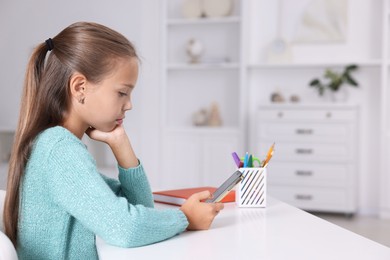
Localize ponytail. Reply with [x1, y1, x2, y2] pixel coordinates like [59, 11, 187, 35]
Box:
[3, 43, 50, 245]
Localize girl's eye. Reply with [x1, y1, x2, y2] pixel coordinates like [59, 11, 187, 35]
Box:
[119, 92, 128, 97]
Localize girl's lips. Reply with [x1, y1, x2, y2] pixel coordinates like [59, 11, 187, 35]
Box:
[116, 119, 123, 125]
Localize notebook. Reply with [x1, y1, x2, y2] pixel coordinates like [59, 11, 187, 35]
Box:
[153, 186, 236, 206]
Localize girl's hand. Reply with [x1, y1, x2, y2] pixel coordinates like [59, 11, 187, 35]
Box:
[180, 190, 224, 230]
[85, 125, 127, 147]
[85, 125, 138, 168]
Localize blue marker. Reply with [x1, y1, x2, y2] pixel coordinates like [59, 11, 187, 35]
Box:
[243, 152, 249, 167]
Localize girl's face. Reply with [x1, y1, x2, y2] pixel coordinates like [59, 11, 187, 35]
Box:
[82, 58, 139, 132]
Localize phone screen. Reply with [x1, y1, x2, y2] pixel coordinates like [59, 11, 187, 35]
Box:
[205, 170, 243, 203]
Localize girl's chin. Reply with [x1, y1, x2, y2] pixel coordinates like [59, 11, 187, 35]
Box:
[92, 124, 118, 132]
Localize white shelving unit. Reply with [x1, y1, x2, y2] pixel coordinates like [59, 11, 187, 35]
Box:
[160, 0, 245, 189]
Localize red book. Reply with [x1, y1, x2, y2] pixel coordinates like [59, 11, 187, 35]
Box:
[153, 186, 236, 206]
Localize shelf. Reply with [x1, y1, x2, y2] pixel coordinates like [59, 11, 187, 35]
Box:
[258, 103, 360, 109]
[164, 127, 240, 135]
[167, 16, 240, 26]
[167, 63, 240, 70]
[248, 60, 382, 70]
[168, 61, 382, 71]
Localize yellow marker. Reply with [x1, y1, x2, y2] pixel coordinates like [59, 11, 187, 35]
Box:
[261, 143, 275, 168]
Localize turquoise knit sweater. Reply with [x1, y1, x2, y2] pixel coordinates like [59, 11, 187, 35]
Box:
[17, 126, 189, 259]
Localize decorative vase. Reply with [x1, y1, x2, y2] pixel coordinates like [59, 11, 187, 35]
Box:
[330, 87, 348, 102]
[186, 38, 204, 64]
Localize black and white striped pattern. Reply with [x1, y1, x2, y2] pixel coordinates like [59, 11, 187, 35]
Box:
[237, 168, 267, 207]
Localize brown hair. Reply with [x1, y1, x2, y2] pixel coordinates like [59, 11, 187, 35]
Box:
[3, 22, 138, 245]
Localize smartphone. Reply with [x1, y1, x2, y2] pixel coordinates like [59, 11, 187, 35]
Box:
[205, 170, 243, 203]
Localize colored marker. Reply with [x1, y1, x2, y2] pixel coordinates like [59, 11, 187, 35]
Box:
[232, 152, 241, 168]
[248, 154, 253, 167]
[243, 152, 249, 167]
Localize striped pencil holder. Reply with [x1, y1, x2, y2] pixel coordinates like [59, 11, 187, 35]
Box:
[236, 168, 267, 208]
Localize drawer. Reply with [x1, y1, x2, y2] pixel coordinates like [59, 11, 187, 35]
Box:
[257, 122, 353, 142]
[268, 186, 352, 211]
[257, 141, 353, 162]
[258, 108, 357, 122]
[267, 162, 350, 187]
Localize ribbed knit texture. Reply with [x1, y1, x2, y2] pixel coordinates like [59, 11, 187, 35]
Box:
[17, 126, 188, 260]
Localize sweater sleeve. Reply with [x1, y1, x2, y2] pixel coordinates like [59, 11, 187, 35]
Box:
[45, 138, 188, 248]
[99, 163, 154, 208]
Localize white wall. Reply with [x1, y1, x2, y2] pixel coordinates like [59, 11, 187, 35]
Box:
[248, 0, 382, 63]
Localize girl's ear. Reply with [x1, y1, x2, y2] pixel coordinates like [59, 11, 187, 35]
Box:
[69, 73, 87, 102]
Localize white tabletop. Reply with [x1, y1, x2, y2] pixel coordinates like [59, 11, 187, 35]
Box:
[96, 197, 390, 260]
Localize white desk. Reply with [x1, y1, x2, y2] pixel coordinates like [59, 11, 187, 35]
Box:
[96, 197, 390, 260]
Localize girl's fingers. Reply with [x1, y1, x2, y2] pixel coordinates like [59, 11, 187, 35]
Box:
[191, 190, 212, 201]
[214, 202, 224, 213]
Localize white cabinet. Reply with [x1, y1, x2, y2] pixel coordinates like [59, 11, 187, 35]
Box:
[252, 105, 358, 213]
[161, 130, 238, 189]
[160, 0, 244, 188]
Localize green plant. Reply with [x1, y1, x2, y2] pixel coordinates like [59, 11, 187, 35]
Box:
[309, 64, 359, 96]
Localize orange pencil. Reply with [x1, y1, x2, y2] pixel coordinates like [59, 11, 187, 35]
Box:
[261, 143, 275, 168]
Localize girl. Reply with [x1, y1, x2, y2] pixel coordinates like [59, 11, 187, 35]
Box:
[3, 22, 224, 259]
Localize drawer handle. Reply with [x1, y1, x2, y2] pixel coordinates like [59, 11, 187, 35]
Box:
[295, 194, 313, 201]
[277, 112, 284, 118]
[295, 170, 313, 176]
[326, 112, 332, 118]
[295, 129, 313, 135]
[295, 148, 313, 154]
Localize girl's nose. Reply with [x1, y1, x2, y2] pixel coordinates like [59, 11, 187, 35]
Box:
[123, 99, 132, 111]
